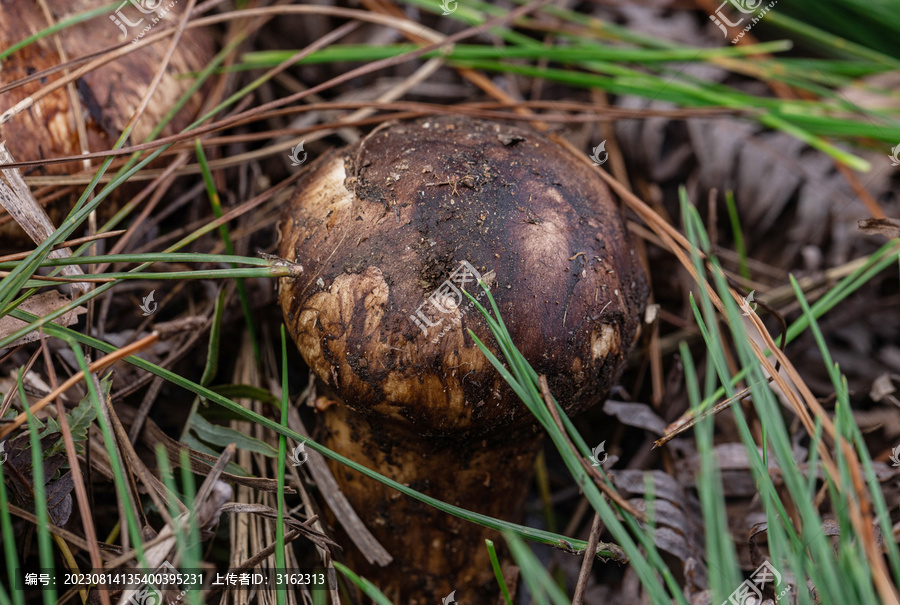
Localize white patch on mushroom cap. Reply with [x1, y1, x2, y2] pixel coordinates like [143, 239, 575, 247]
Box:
[591, 324, 619, 360]
[510, 187, 570, 284]
[314, 158, 354, 226]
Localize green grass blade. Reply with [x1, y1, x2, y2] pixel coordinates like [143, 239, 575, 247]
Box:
[177, 447, 203, 605]
[679, 341, 740, 597]
[21, 373, 56, 605]
[195, 140, 260, 364]
[200, 288, 227, 388]
[505, 533, 569, 605]
[0, 2, 119, 61]
[0, 441, 23, 605]
[485, 539, 513, 605]
[0, 253, 273, 270]
[332, 562, 393, 605]
[724, 191, 750, 283]
[275, 326, 289, 605]
[65, 344, 147, 566]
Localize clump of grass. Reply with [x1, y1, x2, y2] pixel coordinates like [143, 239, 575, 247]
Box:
[456, 186, 900, 602]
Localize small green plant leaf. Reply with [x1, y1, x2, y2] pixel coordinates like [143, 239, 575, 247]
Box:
[209, 384, 280, 407]
[179, 433, 252, 477]
[43, 374, 110, 457]
[200, 288, 227, 388]
[186, 412, 278, 457]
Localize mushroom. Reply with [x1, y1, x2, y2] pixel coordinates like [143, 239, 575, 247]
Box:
[0, 0, 214, 248]
[279, 116, 648, 602]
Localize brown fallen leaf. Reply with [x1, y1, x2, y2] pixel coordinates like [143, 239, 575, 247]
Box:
[615, 469, 707, 587]
[0, 290, 86, 347]
[603, 400, 667, 436]
[870, 373, 900, 407]
[3, 431, 73, 526]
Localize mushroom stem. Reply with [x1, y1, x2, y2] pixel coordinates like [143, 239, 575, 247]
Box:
[320, 395, 538, 603]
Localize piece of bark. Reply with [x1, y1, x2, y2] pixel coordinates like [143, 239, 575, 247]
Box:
[0, 290, 86, 347]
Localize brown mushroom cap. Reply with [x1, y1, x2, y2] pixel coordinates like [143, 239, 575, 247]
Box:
[0, 0, 214, 247]
[279, 116, 648, 437]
